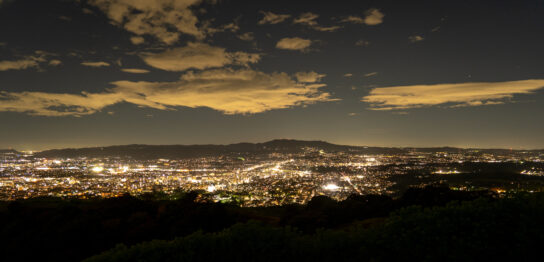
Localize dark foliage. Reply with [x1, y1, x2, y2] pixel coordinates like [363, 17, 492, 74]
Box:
[0, 186, 502, 261]
[86, 192, 544, 262]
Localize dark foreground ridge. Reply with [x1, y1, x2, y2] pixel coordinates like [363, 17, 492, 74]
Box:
[2, 187, 544, 261]
[32, 139, 544, 159]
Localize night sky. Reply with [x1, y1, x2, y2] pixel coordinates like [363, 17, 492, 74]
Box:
[1, 0, 543, 150]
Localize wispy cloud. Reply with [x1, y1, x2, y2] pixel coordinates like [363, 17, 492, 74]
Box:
[362, 79, 544, 110]
[203, 21, 240, 35]
[409, 35, 424, 43]
[341, 8, 384, 26]
[258, 11, 291, 25]
[293, 12, 341, 32]
[294, 12, 319, 26]
[81, 61, 110, 67]
[0, 58, 41, 71]
[364, 72, 378, 77]
[0, 69, 335, 116]
[121, 68, 150, 74]
[89, 0, 204, 44]
[295, 71, 326, 83]
[341, 16, 364, 24]
[141, 42, 260, 71]
[130, 36, 145, 45]
[0, 91, 125, 116]
[276, 37, 312, 51]
[313, 25, 342, 32]
[48, 59, 62, 66]
[0, 51, 57, 71]
[237, 32, 255, 41]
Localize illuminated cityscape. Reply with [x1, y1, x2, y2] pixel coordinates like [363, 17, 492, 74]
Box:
[1, 0, 544, 261]
[2, 144, 543, 206]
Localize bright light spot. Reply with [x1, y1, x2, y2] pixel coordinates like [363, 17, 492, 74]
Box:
[91, 166, 104, 173]
[271, 165, 281, 172]
[207, 185, 216, 192]
[323, 183, 340, 191]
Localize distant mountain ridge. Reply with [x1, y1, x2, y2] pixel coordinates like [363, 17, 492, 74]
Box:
[30, 139, 544, 159]
[0, 149, 19, 154]
[33, 139, 400, 159]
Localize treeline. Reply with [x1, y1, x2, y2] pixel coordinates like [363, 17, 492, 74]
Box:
[0, 186, 529, 261]
[86, 193, 544, 262]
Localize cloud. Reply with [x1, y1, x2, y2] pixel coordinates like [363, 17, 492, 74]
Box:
[313, 25, 341, 32]
[48, 59, 62, 66]
[81, 61, 111, 67]
[295, 71, 326, 83]
[364, 72, 378, 77]
[0, 91, 126, 116]
[203, 21, 240, 35]
[293, 12, 341, 32]
[409, 35, 424, 42]
[258, 11, 291, 25]
[0, 58, 40, 71]
[341, 16, 364, 24]
[276, 37, 312, 51]
[141, 42, 260, 71]
[341, 8, 384, 25]
[344, 73, 353, 77]
[361, 79, 544, 110]
[130, 36, 145, 45]
[121, 68, 150, 74]
[293, 12, 319, 26]
[0, 68, 335, 116]
[89, 0, 204, 44]
[0, 51, 56, 71]
[363, 8, 384, 25]
[237, 32, 254, 41]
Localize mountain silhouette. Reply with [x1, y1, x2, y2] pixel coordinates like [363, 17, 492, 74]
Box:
[30, 139, 544, 160]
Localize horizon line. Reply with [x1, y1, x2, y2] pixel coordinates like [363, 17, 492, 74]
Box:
[5, 139, 544, 152]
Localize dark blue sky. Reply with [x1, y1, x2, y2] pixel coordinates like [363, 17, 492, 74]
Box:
[0, 0, 543, 150]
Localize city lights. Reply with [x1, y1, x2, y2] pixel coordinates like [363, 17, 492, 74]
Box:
[323, 184, 340, 191]
[91, 166, 104, 173]
[0, 147, 543, 205]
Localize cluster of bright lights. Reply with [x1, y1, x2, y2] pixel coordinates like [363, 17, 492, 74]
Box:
[91, 166, 104, 173]
[433, 170, 460, 174]
[207, 185, 216, 192]
[323, 183, 340, 191]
